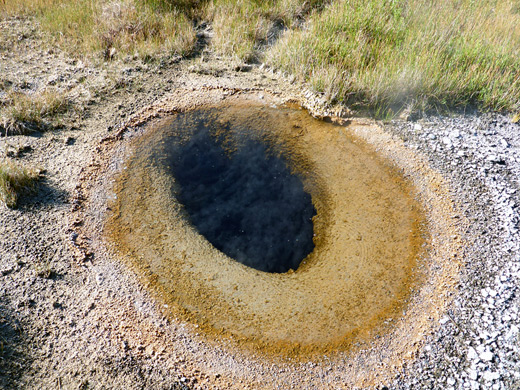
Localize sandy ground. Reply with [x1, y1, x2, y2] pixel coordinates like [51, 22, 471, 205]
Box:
[1, 16, 520, 390]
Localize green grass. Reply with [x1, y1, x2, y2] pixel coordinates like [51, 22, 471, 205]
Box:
[0, 159, 41, 208]
[268, 0, 520, 115]
[1, 0, 520, 115]
[0, 89, 70, 135]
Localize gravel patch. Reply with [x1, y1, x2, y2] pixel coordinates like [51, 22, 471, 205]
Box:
[385, 113, 520, 390]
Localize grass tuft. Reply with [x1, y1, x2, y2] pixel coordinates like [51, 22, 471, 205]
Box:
[0, 159, 41, 208]
[0, 0, 198, 60]
[0, 89, 70, 135]
[98, 0, 197, 59]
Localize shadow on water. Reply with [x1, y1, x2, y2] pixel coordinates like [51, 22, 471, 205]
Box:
[164, 113, 316, 273]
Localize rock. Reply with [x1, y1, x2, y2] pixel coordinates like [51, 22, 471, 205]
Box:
[234, 64, 253, 72]
[467, 347, 478, 361]
[483, 371, 500, 382]
[486, 155, 505, 164]
[442, 136, 452, 148]
[450, 130, 460, 138]
[480, 350, 494, 362]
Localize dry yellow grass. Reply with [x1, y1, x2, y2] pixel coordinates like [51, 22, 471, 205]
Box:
[205, 0, 326, 62]
[0, 0, 197, 59]
[0, 159, 40, 208]
[1, 89, 69, 135]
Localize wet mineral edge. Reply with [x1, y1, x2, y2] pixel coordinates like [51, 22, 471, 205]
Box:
[106, 101, 427, 357]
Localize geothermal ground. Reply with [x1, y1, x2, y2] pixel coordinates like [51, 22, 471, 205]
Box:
[1, 17, 520, 390]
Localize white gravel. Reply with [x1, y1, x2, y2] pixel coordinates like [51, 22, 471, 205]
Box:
[386, 113, 520, 389]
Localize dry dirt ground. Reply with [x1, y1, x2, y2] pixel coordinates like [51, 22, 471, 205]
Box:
[2, 16, 520, 390]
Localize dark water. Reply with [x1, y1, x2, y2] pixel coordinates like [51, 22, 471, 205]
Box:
[163, 111, 316, 273]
